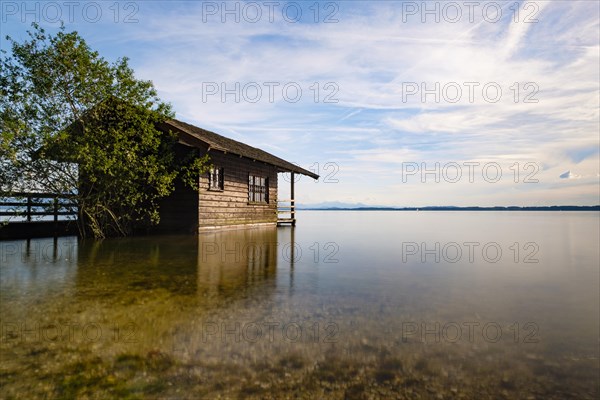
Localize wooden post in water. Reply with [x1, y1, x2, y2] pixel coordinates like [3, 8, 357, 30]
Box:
[290, 172, 296, 226]
[289, 224, 295, 291]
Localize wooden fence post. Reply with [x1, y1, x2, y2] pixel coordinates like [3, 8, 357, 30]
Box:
[26, 195, 32, 222]
[53, 197, 59, 222]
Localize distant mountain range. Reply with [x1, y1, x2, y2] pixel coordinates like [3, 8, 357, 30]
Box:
[296, 201, 376, 209]
[296, 202, 600, 211]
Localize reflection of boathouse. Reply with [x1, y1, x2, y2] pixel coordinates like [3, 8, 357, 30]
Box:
[66, 226, 286, 302]
[2, 227, 292, 317]
[197, 226, 279, 299]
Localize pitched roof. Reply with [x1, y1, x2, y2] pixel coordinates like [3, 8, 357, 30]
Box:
[162, 119, 319, 179]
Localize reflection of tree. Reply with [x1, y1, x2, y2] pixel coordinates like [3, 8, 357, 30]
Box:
[72, 227, 283, 307]
[75, 236, 200, 296]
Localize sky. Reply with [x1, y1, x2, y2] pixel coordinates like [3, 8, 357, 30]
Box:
[1, 0, 599, 206]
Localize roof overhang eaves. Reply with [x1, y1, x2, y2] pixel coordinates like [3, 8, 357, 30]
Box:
[276, 167, 319, 180]
[162, 120, 320, 180]
[208, 147, 320, 180]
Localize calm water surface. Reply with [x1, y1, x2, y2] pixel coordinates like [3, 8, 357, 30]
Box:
[1, 211, 598, 399]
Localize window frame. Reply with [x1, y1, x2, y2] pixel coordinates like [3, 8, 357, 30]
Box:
[208, 166, 224, 191]
[248, 174, 269, 204]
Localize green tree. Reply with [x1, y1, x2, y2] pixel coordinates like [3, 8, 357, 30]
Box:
[1, 24, 208, 238]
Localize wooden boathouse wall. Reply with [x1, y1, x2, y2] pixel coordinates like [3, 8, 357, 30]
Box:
[197, 150, 278, 230]
[157, 144, 279, 233]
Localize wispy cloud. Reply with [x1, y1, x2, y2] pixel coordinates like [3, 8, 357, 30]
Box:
[2, 0, 598, 205]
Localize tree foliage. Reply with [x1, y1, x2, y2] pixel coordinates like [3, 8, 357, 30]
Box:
[1, 24, 209, 238]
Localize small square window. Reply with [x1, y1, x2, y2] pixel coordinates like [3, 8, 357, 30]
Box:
[208, 167, 224, 191]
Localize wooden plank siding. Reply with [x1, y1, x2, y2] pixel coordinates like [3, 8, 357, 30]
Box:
[152, 119, 318, 233]
[198, 150, 278, 229]
[157, 144, 279, 233]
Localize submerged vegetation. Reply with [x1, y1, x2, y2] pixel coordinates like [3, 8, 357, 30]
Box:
[2, 340, 596, 399]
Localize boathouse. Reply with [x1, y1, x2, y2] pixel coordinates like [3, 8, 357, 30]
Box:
[0, 96, 318, 238]
[156, 119, 319, 232]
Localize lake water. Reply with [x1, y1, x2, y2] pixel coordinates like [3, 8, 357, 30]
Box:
[1, 211, 598, 399]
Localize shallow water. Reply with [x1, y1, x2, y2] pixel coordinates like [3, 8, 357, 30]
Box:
[1, 211, 598, 399]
